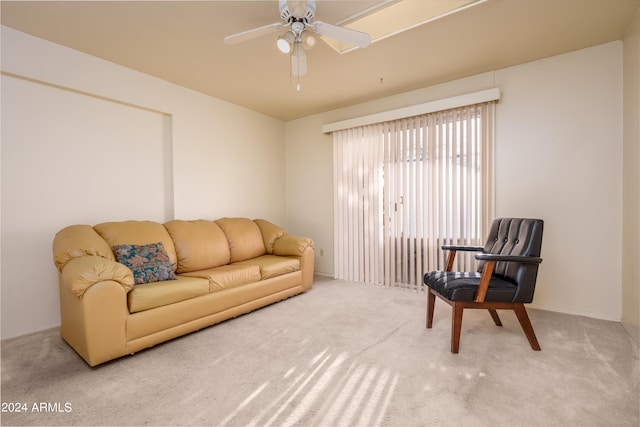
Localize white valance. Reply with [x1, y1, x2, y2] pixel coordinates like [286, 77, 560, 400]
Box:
[322, 87, 500, 134]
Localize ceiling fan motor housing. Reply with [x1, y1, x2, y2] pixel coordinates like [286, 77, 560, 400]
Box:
[291, 21, 305, 38]
[280, 0, 316, 24]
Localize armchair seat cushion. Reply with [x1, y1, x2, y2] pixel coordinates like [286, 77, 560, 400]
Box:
[424, 271, 517, 302]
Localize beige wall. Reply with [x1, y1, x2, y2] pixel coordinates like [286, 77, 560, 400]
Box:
[495, 43, 623, 320]
[1, 24, 636, 339]
[622, 10, 640, 344]
[0, 27, 286, 339]
[286, 42, 625, 321]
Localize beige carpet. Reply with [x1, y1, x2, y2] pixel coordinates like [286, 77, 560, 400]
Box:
[1, 277, 638, 427]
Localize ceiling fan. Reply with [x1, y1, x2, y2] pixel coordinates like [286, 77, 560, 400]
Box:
[223, 0, 371, 89]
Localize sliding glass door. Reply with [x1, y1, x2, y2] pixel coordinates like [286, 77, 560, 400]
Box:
[333, 102, 495, 290]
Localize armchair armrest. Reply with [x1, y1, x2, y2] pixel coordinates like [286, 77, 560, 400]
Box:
[473, 254, 543, 303]
[475, 254, 543, 264]
[442, 245, 484, 252]
[61, 255, 135, 299]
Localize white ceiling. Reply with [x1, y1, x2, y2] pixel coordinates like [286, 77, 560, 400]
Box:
[2, 0, 639, 121]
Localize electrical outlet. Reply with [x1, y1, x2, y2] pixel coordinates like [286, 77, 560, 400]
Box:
[320, 249, 324, 257]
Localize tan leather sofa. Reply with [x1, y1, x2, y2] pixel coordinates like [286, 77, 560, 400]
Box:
[52, 217, 314, 366]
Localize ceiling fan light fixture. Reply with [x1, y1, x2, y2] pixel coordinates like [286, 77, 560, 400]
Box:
[277, 31, 295, 53]
[301, 30, 316, 49]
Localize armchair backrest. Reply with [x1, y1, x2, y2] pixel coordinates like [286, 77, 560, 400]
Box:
[480, 218, 544, 303]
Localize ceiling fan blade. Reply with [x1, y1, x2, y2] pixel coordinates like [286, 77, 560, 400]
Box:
[291, 43, 307, 77]
[312, 21, 371, 48]
[223, 22, 283, 45]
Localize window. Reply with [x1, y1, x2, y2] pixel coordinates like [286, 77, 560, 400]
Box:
[333, 101, 495, 290]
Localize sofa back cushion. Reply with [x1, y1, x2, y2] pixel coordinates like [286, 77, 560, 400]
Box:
[164, 220, 231, 273]
[215, 217, 266, 263]
[94, 221, 178, 269]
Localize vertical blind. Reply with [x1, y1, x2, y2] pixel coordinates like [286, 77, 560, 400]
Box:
[333, 101, 495, 291]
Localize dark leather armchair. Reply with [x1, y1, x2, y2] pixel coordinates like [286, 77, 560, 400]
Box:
[423, 218, 544, 353]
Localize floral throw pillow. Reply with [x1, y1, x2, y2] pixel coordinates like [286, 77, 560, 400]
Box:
[113, 242, 177, 284]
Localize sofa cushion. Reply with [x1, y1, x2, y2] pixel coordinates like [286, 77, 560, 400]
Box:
[215, 217, 266, 262]
[254, 219, 287, 254]
[113, 242, 177, 284]
[235, 255, 300, 280]
[164, 220, 231, 273]
[94, 221, 178, 268]
[127, 276, 210, 313]
[180, 264, 261, 292]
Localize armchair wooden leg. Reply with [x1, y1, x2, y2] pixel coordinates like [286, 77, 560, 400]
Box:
[513, 304, 541, 351]
[488, 309, 503, 326]
[426, 289, 436, 329]
[451, 302, 464, 354]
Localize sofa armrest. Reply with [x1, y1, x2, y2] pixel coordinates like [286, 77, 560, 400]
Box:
[273, 235, 315, 291]
[273, 235, 314, 256]
[61, 255, 135, 299]
[254, 219, 287, 254]
[53, 224, 116, 271]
